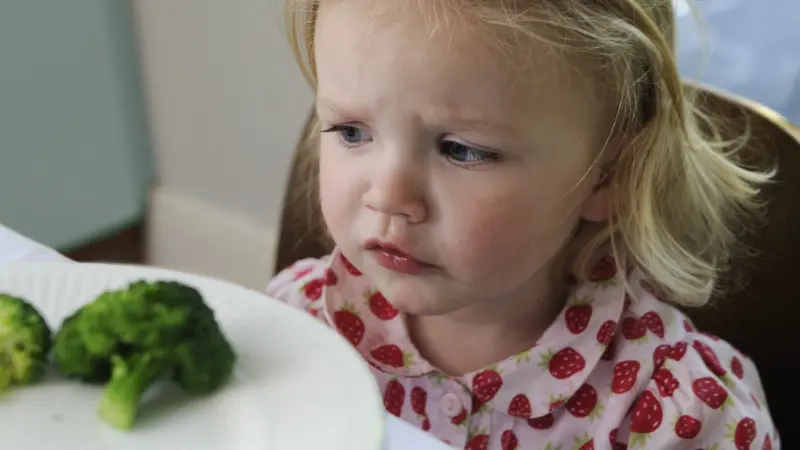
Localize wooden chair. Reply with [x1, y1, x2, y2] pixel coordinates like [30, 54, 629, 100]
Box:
[274, 83, 799, 441]
[274, 109, 332, 273]
[679, 81, 798, 442]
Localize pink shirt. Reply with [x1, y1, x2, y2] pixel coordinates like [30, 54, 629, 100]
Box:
[266, 248, 780, 449]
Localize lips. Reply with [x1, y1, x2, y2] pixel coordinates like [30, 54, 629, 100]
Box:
[364, 240, 432, 275]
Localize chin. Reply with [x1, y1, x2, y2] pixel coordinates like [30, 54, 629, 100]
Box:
[381, 286, 464, 316]
[366, 265, 467, 315]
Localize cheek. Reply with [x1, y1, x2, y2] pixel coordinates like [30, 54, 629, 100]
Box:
[318, 146, 353, 236]
[440, 186, 584, 280]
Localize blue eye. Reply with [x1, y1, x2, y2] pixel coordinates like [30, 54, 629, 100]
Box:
[440, 141, 496, 164]
[321, 125, 371, 146]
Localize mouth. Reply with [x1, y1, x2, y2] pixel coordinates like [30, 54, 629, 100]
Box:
[363, 240, 433, 275]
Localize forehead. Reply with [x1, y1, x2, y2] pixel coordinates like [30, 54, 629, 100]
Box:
[313, 0, 603, 140]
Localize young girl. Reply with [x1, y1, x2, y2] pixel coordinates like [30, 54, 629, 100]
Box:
[268, 0, 780, 448]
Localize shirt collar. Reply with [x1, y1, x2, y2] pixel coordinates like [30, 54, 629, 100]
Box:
[320, 247, 628, 420]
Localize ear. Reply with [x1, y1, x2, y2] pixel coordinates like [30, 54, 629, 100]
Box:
[581, 134, 626, 222]
[580, 168, 612, 223]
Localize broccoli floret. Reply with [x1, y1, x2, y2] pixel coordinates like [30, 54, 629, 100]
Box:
[52, 280, 236, 430]
[172, 319, 236, 394]
[52, 307, 112, 384]
[0, 293, 52, 393]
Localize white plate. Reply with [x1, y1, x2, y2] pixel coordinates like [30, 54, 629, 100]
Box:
[0, 262, 386, 450]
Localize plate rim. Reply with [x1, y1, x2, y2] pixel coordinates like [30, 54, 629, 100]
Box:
[0, 260, 387, 450]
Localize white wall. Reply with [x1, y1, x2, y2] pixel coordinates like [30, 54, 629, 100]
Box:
[133, 0, 313, 289]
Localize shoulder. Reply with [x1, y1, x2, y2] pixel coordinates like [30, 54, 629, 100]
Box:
[610, 277, 780, 448]
[265, 256, 334, 311]
[619, 333, 779, 449]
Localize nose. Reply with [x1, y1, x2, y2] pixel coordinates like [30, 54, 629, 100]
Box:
[362, 157, 428, 224]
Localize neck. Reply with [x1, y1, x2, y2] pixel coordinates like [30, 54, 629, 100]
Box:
[406, 272, 568, 377]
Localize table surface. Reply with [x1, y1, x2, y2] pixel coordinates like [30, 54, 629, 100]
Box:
[0, 224, 452, 450]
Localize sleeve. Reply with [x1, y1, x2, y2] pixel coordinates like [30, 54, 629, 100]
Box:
[621, 333, 780, 449]
[265, 256, 332, 313]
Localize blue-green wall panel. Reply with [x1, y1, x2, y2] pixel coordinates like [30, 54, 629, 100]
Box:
[0, 1, 154, 250]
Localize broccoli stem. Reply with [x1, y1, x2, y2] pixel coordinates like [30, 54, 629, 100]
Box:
[97, 354, 164, 430]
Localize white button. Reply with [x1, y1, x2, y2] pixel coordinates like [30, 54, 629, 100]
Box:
[440, 392, 463, 417]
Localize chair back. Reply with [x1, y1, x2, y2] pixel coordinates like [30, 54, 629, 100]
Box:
[680, 81, 799, 440]
[274, 109, 332, 273]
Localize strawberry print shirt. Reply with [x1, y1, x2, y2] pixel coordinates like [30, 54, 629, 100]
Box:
[266, 248, 780, 450]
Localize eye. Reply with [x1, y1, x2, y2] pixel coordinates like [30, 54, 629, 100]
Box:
[321, 124, 372, 147]
[440, 141, 497, 165]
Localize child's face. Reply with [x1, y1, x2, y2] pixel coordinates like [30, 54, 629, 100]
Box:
[314, 0, 611, 316]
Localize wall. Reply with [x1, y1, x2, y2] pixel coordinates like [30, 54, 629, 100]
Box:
[133, 0, 313, 289]
[0, 1, 153, 251]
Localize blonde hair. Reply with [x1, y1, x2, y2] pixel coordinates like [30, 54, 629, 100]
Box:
[284, 0, 774, 307]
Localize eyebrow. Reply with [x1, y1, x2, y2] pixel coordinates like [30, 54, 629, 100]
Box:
[316, 97, 525, 136]
[316, 97, 367, 119]
[431, 113, 523, 135]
